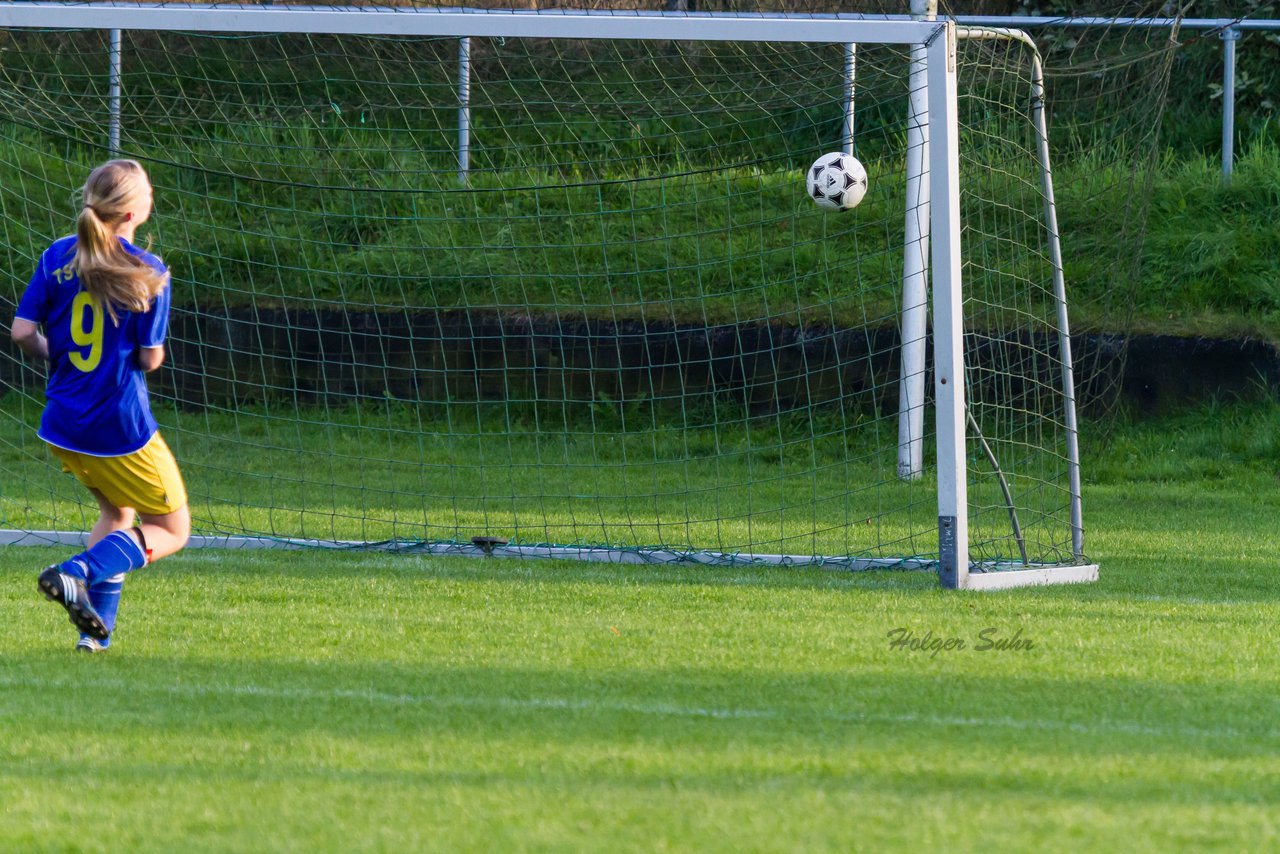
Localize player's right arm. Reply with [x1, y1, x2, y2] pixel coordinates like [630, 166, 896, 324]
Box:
[14, 253, 51, 362]
[11, 318, 49, 362]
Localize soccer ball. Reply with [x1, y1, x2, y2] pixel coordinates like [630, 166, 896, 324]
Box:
[807, 152, 868, 211]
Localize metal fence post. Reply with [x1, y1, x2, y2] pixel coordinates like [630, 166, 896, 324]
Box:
[1220, 25, 1240, 182]
[458, 36, 472, 184]
[109, 29, 123, 155]
[842, 42, 855, 155]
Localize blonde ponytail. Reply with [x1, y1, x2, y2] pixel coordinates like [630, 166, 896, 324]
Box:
[73, 159, 168, 322]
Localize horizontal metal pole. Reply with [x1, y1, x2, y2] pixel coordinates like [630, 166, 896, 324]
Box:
[1, 529, 1089, 577]
[952, 15, 1280, 31]
[0, 3, 941, 43]
[812, 13, 1280, 32]
[2, 5, 1273, 36]
[963, 564, 1099, 589]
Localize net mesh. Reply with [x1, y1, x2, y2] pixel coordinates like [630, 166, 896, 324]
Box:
[1023, 14, 1180, 418]
[0, 7, 1146, 569]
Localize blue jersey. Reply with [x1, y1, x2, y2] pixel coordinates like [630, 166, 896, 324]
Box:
[15, 235, 171, 457]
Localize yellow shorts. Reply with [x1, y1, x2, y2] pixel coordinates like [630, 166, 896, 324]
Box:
[49, 432, 187, 516]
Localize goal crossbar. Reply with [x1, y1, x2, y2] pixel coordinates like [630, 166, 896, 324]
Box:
[0, 3, 943, 44]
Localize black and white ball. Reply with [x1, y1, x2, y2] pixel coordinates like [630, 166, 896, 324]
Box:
[807, 152, 868, 211]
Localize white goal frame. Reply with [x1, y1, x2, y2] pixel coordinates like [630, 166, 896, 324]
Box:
[0, 3, 1098, 590]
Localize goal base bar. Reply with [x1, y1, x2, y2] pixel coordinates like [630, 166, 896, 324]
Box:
[0, 529, 932, 570]
[963, 563, 1099, 590]
[0, 530, 1094, 582]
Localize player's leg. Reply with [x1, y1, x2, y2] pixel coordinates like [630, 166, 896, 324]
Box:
[38, 434, 186, 643]
[60, 504, 189, 596]
[136, 504, 191, 562]
[76, 489, 136, 650]
[131, 432, 190, 561]
[70, 505, 188, 652]
[75, 637, 110, 654]
[36, 564, 110, 640]
[88, 488, 135, 547]
[39, 522, 138, 642]
[65, 505, 188, 653]
[58, 432, 188, 573]
[38, 446, 114, 639]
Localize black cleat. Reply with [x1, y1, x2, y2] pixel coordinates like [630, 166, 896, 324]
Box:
[75, 636, 109, 654]
[38, 566, 109, 641]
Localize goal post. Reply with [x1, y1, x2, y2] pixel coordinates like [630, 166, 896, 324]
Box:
[0, 3, 1097, 589]
[925, 22, 968, 588]
[897, 0, 934, 484]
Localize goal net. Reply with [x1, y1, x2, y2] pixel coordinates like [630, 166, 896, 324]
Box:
[0, 6, 1099, 587]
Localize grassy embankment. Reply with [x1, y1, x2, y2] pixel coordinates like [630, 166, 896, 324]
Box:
[3, 120, 1278, 339]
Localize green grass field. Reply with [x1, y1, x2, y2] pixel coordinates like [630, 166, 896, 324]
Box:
[2, 402, 1278, 851]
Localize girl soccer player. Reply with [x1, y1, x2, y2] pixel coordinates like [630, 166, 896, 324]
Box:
[11, 159, 190, 652]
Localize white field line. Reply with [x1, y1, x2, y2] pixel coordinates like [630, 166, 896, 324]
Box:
[0, 674, 1270, 742]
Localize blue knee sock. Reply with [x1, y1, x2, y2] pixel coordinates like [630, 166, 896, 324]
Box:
[88, 572, 125, 634]
[59, 530, 147, 585]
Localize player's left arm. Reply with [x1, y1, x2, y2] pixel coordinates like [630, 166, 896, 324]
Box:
[134, 264, 171, 374]
[137, 344, 165, 372]
[11, 318, 49, 362]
